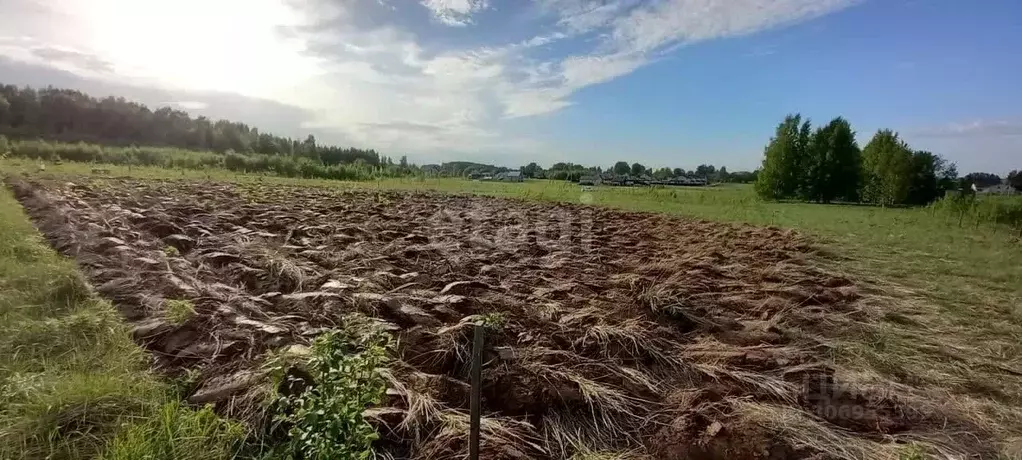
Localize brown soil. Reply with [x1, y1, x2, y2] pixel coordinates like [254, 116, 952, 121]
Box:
[6, 177, 983, 459]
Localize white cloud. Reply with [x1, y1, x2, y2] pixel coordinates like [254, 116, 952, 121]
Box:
[538, 0, 642, 33]
[420, 0, 489, 26]
[607, 0, 854, 54]
[0, 0, 858, 160]
[560, 53, 646, 89]
[915, 120, 1022, 138]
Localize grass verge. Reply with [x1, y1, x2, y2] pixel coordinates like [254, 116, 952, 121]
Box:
[0, 182, 245, 459]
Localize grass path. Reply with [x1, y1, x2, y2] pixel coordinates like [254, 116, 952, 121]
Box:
[0, 181, 244, 459]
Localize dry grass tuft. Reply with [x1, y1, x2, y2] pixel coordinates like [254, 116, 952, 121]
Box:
[574, 318, 684, 369]
[413, 410, 545, 460]
[258, 247, 308, 293]
[730, 399, 968, 460]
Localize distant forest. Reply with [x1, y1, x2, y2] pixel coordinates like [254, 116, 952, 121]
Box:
[0, 83, 386, 166]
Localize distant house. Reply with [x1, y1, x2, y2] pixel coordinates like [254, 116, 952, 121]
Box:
[979, 183, 1019, 195]
[573, 173, 709, 187]
[664, 176, 708, 186]
[494, 170, 524, 182]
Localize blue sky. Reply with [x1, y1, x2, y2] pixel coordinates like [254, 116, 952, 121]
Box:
[0, 0, 1019, 173]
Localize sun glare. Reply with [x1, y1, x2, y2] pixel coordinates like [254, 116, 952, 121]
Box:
[71, 0, 319, 99]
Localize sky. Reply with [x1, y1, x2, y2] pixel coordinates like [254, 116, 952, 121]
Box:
[0, 0, 1019, 174]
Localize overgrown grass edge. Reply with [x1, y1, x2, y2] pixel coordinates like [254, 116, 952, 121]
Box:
[0, 182, 245, 460]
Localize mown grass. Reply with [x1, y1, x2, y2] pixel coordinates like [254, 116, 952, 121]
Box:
[0, 181, 245, 459]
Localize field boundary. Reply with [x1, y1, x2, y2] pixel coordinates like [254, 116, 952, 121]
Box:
[0, 176, 245, 459]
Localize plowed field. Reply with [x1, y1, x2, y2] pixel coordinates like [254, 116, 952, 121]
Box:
[8, 177, 986, 459]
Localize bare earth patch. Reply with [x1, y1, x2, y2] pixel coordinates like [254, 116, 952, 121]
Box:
[7, 177, 997, 459]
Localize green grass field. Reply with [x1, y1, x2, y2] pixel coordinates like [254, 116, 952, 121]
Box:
[3, 158, 1022, 457]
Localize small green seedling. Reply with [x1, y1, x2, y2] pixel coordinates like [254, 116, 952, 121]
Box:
[478, 312, 507, 331]
[165, 299, 196, 325]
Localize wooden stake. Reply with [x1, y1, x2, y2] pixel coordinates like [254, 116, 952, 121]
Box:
[469, 324, 484, 460]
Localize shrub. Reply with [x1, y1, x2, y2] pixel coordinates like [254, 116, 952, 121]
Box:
[930, 193, 1022, 232]
[2, 139, 411, 181]
[273, 315, 392, 460]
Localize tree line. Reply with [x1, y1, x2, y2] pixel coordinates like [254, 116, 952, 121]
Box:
[755, 114, 968, 206]
[0, 137, 415, 181]
[0, 83, 390, 166]
[964, 171, 1022, 192]
[520, 161, 757, 183]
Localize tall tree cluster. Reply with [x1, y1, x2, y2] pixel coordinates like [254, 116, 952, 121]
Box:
[756, 114, 956, 205]
[1009, 170, 1022, 192]
[962, 172, 1003, 189]
[0, 83, 383, 166]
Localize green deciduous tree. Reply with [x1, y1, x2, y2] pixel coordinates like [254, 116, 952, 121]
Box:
[714, 166, 729, 182]
[730, 170, 758, 183]
[613, 161, 630, 175]
[755, 114, 812, 200]
[905, 151, 958, 205]
[630, 162, 646, 176]
[521, 162, 540, 178]
[825, 117, 862, 202]
[799, 117, 861, 203]
[1008, 170, 1022, 191]
[0, 94, 9, 126]
[938, 161, 958, 194]
[862, 130, 913, 206]
[695, 164, 717, 178]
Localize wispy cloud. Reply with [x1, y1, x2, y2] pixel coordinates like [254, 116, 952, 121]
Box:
[420, 0, 489, 26]
[0, 0, 859, 158]
[167, 101, 209, 110]
[30, 46, 114, 73]
[915, 120, 1022, 138]
[746, 45, 778, 57]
